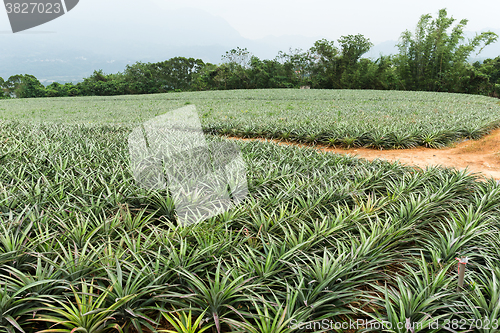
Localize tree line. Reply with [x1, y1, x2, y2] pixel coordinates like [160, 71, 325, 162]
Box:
[1, 9, 500, 99]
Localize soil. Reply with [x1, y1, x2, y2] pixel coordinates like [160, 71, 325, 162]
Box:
[228, 128, 500, 180]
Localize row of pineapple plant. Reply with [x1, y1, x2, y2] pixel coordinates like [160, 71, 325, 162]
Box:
[2, 89, 500, 150]
[1, 120, 500, 332]
[206, 121, 499, 149]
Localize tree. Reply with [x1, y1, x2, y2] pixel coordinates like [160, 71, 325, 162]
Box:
[192, 63, 219, 91]
[222, 47, 252, 68]
[337, 35, 374, 88]
[479, 57, 500, 85]
[216, 48, 255, 90]
[123, 62, 158, 94]
[77, 70, 127, 96]
[395, 8, 498, 91]
[338, 34, 373, 67]
[4, 74, 46, 98]
[476, 57, 500, 97]
[3, 74, 24, 97]
[45, 82, 81, 97]
[123, 58, 205, 93]
[46, 82, 66, 97]
[309, 39, 339, 88]
[155, 57, 205, 91]
[307, 36, 373, 89]
[248, 56, 291, 89]
[277, 47, 315, 87]
[0, 77, 6, 98]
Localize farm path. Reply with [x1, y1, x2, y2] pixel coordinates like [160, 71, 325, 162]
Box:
[228, 128, 500, 180]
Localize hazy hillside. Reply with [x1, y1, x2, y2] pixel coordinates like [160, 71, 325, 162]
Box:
[0, 0, 245, 82]
[1, 0, 498, 83]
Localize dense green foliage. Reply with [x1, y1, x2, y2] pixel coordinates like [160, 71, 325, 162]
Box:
[2, 89, 500, 149]
[1, 9, 499, 100]
[1, 74, 47, 98]
[394, 9, 498, 93]
[1, 118, 500, 332]
[1, 9, 500, 331]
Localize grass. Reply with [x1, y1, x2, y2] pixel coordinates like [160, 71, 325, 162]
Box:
[1, 89, 500, 332]
[1, 89, 500, 149]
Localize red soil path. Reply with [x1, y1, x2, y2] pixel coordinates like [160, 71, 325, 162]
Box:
[228, 127, 500, 180]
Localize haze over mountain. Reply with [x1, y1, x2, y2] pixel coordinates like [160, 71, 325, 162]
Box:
[1, 0, 499, 83]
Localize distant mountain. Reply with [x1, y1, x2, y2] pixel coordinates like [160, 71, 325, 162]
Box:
[0, 0, 325, 83]
[1, 1, 499, 84]
[0, 0, 246, 82]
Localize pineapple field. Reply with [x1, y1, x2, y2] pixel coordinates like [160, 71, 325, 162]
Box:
[3, 89, 500, 148]
[1, 89, 500, 333]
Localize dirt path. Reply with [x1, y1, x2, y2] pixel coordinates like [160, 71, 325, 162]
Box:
[228, 128, 500, 180]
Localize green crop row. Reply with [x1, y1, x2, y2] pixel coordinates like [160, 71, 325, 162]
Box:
[2, 89, 500, 149]
[1, 120, 500, 332]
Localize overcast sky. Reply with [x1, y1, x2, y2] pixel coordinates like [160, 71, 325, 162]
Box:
[1, 0, 499, 43]
[1, 0, 499, 81]
[151, 0, 500, 43]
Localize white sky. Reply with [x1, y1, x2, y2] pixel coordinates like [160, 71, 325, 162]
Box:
[152, 0, 500, 43]
[0, 0, 498, 45]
